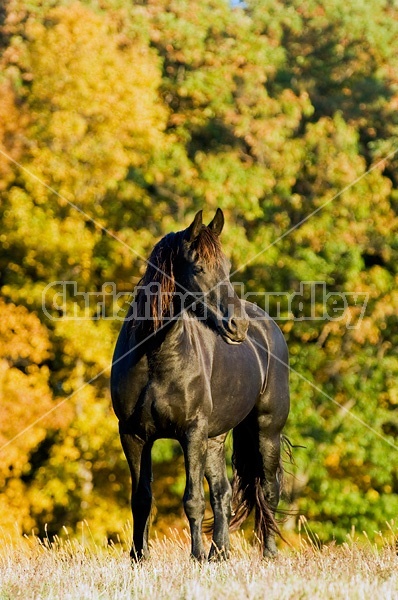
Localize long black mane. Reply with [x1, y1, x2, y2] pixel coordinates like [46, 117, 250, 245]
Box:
[132, 226, 223, 332]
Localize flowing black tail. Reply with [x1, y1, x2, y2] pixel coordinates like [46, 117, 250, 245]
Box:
[229, 418, 285, 551]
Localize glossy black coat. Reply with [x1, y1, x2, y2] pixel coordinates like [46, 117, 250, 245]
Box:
[111, 209, 290, 560]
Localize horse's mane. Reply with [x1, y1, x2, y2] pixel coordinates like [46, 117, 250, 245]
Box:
[130, 226, 223, 333]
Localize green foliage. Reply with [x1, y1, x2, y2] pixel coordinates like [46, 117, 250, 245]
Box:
[0, 0, 397, 543]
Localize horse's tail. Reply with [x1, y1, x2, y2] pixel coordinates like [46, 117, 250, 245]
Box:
[229, 418, 284, 551]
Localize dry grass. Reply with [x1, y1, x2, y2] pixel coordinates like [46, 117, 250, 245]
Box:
[0, 527, 397, 600]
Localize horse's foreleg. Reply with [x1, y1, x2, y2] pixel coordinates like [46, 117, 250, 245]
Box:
[181, 420, 208, 562]
[120, 429, 152, 561]
[205, 435, 231, 560]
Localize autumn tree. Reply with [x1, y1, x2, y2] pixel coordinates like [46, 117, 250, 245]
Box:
[0, 0, 397, 543]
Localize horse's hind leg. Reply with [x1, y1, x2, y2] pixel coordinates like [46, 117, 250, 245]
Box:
[205, 434, 232, 561]
[119, 429, 152, 561]
[258, 429, 282, 558]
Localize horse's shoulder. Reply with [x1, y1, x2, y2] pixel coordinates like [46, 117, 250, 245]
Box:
[244, 300, 288, 360]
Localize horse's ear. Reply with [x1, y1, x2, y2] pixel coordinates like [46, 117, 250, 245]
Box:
[185, 210, 203, 242]
[207, 208, 224, 236]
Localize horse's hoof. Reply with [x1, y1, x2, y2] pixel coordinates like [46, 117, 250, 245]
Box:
[263, 547, 278, 560]
[190, 552, 206, 563]
[208, 546, 229, 561]
[130, 550, 149, 564]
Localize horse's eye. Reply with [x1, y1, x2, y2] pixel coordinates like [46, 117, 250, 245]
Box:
[193, 265, 204, 275]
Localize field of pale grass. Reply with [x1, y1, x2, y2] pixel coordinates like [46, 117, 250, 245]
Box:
[0, 526, 397, 599]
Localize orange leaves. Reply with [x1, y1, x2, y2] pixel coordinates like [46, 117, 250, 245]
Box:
[0, 301, 53, 471]
[0, 299, 50, 364]
[0, 81, 27, 189]
[0, 301, 57, 537]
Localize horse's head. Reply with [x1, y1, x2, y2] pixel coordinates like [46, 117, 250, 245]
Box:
[132, 209, 249, 344]
[176, 209, 249, 344]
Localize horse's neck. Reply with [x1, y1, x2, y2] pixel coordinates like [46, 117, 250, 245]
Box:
[159, 312, 194, 350]
[131, 312, 185, 352]
[143, 315, 196, 377]
[163, 312, 209, 356]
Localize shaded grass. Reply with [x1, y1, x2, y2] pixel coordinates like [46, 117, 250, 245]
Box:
[0, 526, 397, 599]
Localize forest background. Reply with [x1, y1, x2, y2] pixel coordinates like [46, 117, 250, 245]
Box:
[1, 0, 398, 546]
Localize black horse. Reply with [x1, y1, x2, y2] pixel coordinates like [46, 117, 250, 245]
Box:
[111, 209, 290, 561]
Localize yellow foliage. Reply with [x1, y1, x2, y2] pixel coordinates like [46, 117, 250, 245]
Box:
[3, 1, 166, 205]
[324, 453, 340, 469]
[0, 0, 398, 544]
[0, 300, 54, 474]
[0, 82, 26, 189]
[0, 301, 59, 538]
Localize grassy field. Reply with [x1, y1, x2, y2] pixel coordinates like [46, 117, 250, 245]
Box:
[0, 528, 397, 600]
